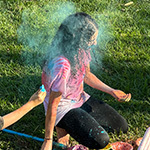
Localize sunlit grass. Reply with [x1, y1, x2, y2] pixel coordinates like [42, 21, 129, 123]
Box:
[0, 0, 150, 149]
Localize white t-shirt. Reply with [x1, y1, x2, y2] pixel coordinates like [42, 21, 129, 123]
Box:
[42, 49, 91, 125]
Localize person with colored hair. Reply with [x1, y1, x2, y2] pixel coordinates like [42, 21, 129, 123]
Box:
[41, 12, 131, 150]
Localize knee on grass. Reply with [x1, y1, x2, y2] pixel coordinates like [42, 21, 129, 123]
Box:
[113, 117, 128, 134]
[87, 131, 110, 149]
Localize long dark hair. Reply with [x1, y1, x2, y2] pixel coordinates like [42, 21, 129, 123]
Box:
[45, 12, 98, 74]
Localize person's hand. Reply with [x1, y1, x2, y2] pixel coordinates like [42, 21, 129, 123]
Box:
[111, 90, 131, 102]
[28, 87, 46, 107]
[41, 140, 53, 150]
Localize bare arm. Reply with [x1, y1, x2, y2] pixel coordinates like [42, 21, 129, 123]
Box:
[1, 90, 46, 130]
[84, 64, 131, 101]
[41, 91, 62, 150]
[2, 101, 38, 130]
[84, 64, 114, 95]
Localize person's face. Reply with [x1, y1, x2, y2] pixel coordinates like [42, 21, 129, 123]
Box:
[87, 30, 98, 47]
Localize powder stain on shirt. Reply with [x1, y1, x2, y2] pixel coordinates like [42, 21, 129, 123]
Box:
[101, 131, 105, 134]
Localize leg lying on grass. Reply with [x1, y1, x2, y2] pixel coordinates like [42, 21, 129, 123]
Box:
[57, 108, 109, 149]
[81, 97, 128, 133]
[56, 97, 128, 149]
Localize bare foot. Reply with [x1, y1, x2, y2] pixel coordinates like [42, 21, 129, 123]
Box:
[56, 127, 70, 146]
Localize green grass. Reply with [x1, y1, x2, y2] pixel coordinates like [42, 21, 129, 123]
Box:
[0, 0, 150, 149]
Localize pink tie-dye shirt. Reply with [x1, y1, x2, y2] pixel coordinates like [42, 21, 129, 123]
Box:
[42, 49, 91, 125]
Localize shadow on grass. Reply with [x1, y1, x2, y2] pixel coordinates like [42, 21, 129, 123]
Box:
[0, 74, 46, 149]
[0, 75, 42, 104]
[91, 55, 150, 101]
[0, 47, 150, 149]
[0, 104, 45, 149]
[0, 68, 149, 149]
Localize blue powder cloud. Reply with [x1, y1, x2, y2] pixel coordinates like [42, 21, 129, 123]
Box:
[17, 1, 114, 71]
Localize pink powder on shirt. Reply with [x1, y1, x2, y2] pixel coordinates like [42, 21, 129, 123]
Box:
[42, 49, 91, 125]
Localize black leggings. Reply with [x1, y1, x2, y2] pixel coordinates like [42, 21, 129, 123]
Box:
[57, 97, 128, 149]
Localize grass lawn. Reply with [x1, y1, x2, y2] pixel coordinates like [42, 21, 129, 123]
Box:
[0, 0, 150, 149]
